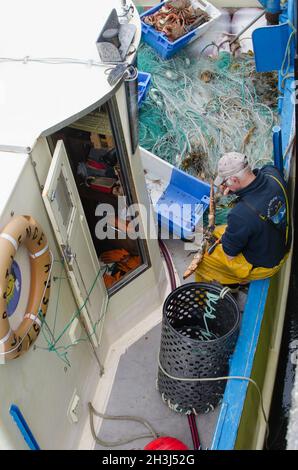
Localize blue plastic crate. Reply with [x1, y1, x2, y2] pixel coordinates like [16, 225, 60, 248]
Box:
[138, 71, 151, 108]
[141, 149, 210, 239]
[140, 1, 218, 59]
[156, 166, 210, 239]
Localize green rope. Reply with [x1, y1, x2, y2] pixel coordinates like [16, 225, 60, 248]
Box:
[50, 266, 104, 348]
[36, 262, 107, 366]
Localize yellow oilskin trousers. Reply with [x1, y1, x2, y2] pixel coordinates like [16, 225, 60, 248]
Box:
[195, 225, 288, 285]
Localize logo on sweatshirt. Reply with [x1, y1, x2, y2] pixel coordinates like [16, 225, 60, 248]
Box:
[267, 196, 286, 226]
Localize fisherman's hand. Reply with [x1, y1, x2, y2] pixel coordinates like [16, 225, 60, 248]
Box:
[219, 184, 231, 196]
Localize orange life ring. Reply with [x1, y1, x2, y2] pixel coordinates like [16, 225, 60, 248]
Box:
[0, 216, 52, 362]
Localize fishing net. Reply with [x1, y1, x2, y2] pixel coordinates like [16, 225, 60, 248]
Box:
[138, 42, 279, 224]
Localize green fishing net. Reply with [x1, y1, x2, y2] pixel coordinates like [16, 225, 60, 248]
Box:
[138, 42, 279, 224]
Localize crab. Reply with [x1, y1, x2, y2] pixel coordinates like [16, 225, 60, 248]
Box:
[168, 0, 191, 10]
[200, 70, 214, 83]
[163, 16, 186, 41]
[143, 1, 210, 42]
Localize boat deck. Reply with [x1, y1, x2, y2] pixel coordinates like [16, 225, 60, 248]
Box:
[95, 322, 219, 450]
[95, 239, 246, 450]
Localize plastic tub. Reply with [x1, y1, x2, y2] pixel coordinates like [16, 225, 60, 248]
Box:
[140, 0, 222, 59]
[138, 71, 151, 108]
[141, 148, 210, 239]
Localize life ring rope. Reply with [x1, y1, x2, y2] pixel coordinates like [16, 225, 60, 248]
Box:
[24, 313, 43, 327]
[0, 328, 13, 345]
[29, 244, 49, 259]
[0, 233, 19, 250]
[0, 216, 52, 362]
[0, 234, 50, 259]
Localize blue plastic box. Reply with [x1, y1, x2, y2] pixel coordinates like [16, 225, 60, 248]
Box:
[138, 71, 151, 108]
[141, 148, 211, 239]
[140, 1, 219, 59]
[156, 166, 210, 239]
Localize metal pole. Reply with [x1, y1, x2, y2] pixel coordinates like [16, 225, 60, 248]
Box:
[273, 125, 284, 176]
[229, 10, 266, 46]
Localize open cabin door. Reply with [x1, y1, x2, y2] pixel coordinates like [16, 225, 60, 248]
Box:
[43, 140, 108, 347]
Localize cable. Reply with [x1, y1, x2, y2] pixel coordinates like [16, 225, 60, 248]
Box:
[158, 239, 177, 290]
[157, 356, 270, 444]
[0, 56, 117, 67]
[188, 413, 201, 450]
[88, 402, 159, 448]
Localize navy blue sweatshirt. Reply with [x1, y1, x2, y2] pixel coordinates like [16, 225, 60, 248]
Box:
[221, 165, 291, 268]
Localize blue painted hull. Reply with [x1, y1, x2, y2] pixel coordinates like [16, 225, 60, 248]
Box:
[212, 0, 296, 449]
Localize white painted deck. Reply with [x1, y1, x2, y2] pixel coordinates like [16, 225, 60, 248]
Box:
[94, 239, 247, 450]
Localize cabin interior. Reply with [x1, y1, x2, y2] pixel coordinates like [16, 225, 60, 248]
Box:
[47, 104, 148, 294]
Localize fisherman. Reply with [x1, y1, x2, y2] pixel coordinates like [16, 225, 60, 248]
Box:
[195, 152, 291, 287]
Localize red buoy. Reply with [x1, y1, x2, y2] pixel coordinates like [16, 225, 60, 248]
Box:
[144, 437, 189, 450]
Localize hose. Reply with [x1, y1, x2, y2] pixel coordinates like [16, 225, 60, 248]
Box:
[88, 402, 159, 448]
[158, 239, 177, 290]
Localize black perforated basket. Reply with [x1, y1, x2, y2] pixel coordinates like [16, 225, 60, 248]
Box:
[158, 282, 240, 414]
